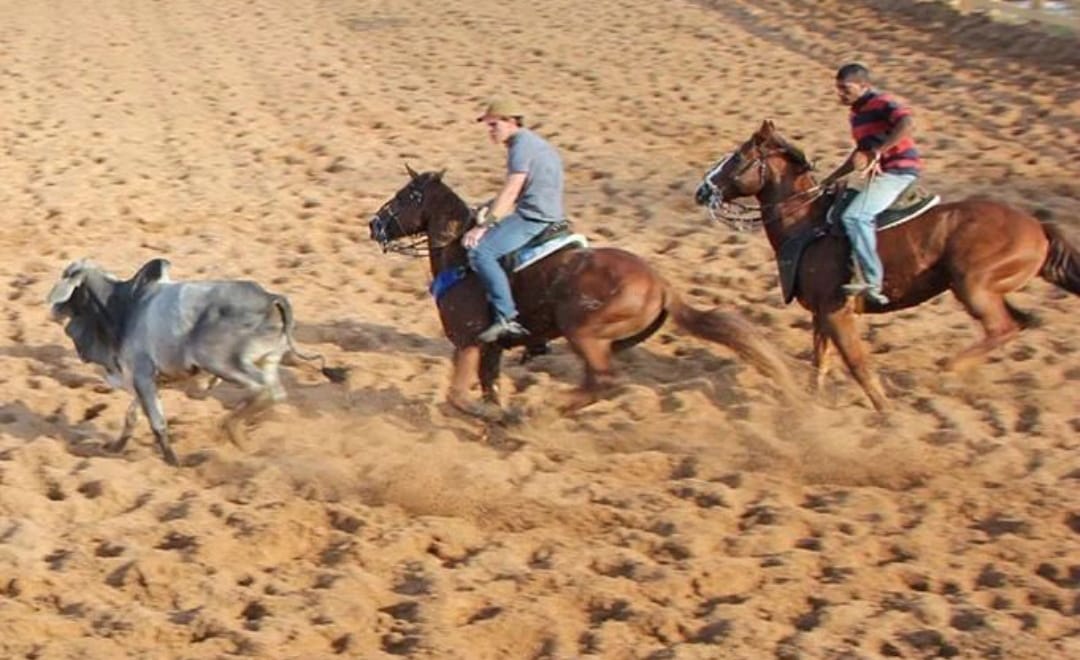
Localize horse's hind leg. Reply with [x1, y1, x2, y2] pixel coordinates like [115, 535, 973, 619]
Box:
[562, 334, 616, 412]
[824, 308, 889, 411]
[946, 287, 1021, 372]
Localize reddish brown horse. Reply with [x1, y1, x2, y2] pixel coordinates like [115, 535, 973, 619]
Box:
[695, 120, 1080, 411]
[368, 167, 796, 419]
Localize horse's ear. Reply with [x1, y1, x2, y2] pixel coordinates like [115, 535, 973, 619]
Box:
[435, 168, 446, 181]
[404, 163, 419, 179]
[755, 119, 776, 142]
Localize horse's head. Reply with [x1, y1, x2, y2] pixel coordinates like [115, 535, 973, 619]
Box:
[695, 120, 815, 229]
[369, 164, 449, 253]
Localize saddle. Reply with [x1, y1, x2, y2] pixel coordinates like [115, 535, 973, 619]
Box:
[826, 180, 940, 231]
[499, 220, 589, 272]
[429, 221, 589, 301]
[776, 182, 941, 304]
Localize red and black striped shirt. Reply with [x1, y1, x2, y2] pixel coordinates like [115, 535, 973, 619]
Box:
[850, 90, 922, 175]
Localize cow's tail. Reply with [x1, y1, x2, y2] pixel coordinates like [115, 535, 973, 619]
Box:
[272, 296, 349, 383]
[663, 284, 799, 402]
[1040, 222, 1080, 296]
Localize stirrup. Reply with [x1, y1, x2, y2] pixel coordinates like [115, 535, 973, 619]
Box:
[843, 282, 889, 305]
[477, 317, 529, 343]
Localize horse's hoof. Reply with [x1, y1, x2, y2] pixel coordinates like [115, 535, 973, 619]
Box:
[559, 392, 598, 414]
[449, 396, 507, 424]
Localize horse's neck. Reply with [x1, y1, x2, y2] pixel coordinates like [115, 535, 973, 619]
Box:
[426, 185, 473, 276]
[760, 173, 823, 250]
[430, 240, 469, 276]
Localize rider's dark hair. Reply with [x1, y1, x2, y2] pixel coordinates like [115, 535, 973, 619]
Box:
[836, 63, 871, 83]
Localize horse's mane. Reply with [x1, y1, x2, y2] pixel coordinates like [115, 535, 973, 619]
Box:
[415, 171, 476, 233]
[772, 134, 813, 172]
[421, 172, 470, 210]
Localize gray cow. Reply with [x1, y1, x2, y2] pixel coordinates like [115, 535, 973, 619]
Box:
[47, 258, 346, 465]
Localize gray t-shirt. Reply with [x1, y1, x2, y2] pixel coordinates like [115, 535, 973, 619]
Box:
[507, 128, 564, 223]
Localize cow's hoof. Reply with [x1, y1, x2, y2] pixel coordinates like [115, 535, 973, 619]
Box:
[161, 448, 180, 467]
[221, 418, 249, 449]
[106, 440, 127, 454]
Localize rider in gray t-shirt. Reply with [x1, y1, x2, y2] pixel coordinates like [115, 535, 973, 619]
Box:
[464, 98, 566, 343]
[507, 128, 564, 223]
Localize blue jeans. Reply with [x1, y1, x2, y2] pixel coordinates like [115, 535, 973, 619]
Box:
[840, 172, 917, 289]
[468, 212, 550, 320]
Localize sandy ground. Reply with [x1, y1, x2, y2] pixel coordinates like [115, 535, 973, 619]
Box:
[0, 1, 1077, 658]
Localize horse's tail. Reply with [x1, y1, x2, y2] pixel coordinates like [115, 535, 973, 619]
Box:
[272, 296, 349, 383]
[1039, 223, 1080, 296]
[662, 285, 798, 401]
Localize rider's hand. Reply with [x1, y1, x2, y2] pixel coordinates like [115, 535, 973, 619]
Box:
[462, 225, 488, 249]
[856, 149, 882, 178]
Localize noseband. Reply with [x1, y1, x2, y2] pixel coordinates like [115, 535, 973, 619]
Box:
[374, 182, 435, 257]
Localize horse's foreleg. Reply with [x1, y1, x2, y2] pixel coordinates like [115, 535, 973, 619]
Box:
[824, 308, 889, 411]
[479, 345, 503, 406]
[448, 345, 481, 412]
[447, 346, 505, 422]
[812, 315, 832, 392]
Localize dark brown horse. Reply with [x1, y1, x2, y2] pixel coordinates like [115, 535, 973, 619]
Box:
[368, 167, 796, 419]
[695, 120, 1080, 411]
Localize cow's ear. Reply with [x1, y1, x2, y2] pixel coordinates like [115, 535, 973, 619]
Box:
[137, 258, 171, 283]
[130, 258, 171, 295]
[47, 265, 88, 305]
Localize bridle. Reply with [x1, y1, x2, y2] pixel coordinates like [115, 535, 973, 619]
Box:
[372, 178, 463, 258]
[701, 145, 823, 232]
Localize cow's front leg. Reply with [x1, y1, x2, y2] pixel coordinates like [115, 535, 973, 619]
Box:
[108, 400, 141, 454]
[132, 361, 179, 466]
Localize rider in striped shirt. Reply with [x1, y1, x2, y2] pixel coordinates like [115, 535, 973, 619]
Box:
[821, 63, 922, 306]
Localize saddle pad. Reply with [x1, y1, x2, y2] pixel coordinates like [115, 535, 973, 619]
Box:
[875, 195, 940, 230]
[511, 233, 589, 273]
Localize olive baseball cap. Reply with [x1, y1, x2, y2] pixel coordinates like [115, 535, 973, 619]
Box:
[476, 97, 525, 122]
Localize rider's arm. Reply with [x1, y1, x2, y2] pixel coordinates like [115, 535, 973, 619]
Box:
[820, 151, 858, 188]
[874, 115, 914, 156]
[485, 172, 527, 223]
